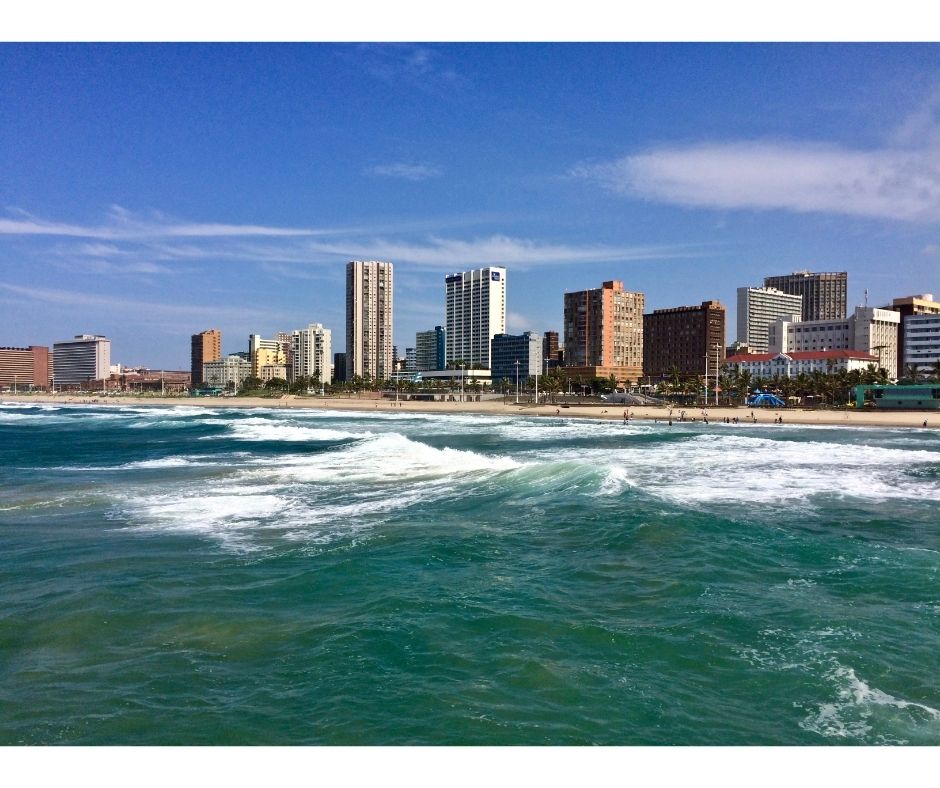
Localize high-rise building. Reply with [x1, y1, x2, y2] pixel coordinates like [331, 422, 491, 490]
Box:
[0, 345, 50, 390]
[763, 271, 848, 321]
[491, 332, 543, 386]
[333, 353, 346, 383]
[444, 267, 506, 369]
[248, 334, 288, 379]
[404, 347, 416, 372]
[643, 301, 726, 379]
[736, 286, 803, 353]
[890, 294, 940, 379]
[903, 314, 940, 377]
[346, 260, 394, 381]
[769, 306, 899, 376]
[51, 335, 111, 387]
[563, 280, 644, 384]
[190, 329, 221, 387]
[291, 323, 332, 384]
[415, 326, 446, 371]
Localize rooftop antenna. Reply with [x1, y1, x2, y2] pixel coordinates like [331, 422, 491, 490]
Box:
[864, 288, 869, 307]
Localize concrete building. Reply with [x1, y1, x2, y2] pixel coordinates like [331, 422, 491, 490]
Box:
[769, 306, 899, 377]
[890, 294, 940, 378]
[445, 267, 506, 369]
[51, 335, 111, 387]
[249, 334, 288, 379]
[291, 323, 332, 384]
[491, 332, 543, 387]
[736, 286, 803, 352]
[415, 326, 446, 372]
[563, 280, 644, 384]
[763, 270, 848, 321]
[346, 260, 394, 382]
[903, 314, 940, 376]
[724, 349, 880, 379]
[203, 355, 251, 390]
[643, 301, 726, 379]
[0, 345, 50, 390]
[190, 329, 221, 387]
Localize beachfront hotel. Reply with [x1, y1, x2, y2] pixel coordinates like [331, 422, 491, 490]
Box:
[642, 301, 726, 379]
[346, 260, 394, 382]
[890, 294, 940, 377]
[444, 266, 506, 370]
[203, 354, 251, 390]
[562, 280, 644, 385]
[190, 329, 221, 387]
[0, 345, 50, 390]
[736, 286, 803, 353]
[51, 334, 111, 387]
[491, 332, 543, 387]
[768, 306, 900, 377]
[415, 326, 446, 372]
[763, 270, 848, 321]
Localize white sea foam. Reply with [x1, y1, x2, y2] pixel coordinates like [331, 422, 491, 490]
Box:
[211, 417, 366, 443]
[250, 432, 521, 484]
[120, 457, 199, 469]
[800, 664, 940, 741]
[522, 431, 940, 507]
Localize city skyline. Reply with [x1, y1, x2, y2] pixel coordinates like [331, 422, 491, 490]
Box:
[2, 43, 939, 368]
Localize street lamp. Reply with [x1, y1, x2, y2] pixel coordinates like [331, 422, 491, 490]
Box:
[514, 359, 520, 404]
[459, 363, 465, 403]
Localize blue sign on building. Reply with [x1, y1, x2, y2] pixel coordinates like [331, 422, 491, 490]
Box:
[491, 271, 501, 281]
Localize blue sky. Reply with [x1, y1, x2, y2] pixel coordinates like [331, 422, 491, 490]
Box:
[1, 43, 939, 368]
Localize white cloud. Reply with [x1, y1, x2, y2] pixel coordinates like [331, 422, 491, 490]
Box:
[0, 207, 335, 239]
[0, 283, 265, 321]
[366, 163, 442, 181]
[573, 140, 940, 223]
[304, 234, 689, 269]
[506, 311, 535, 332]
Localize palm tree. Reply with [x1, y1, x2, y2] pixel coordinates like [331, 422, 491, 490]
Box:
[931, 360, 940, 382]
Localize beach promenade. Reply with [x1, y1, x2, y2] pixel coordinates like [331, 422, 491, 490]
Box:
[4, 393, 935, 429]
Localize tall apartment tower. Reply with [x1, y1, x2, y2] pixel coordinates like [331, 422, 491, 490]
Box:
[291, 323, 332, 384]
[563, 280, 645, 384]
[52, 335, 111, 387]
[190, 329, 221, 387]
[763, 270, 848, 321]
[736, 286, 803, 353]
[643, 301, 726, 379]
[444, 267, 506, 369]
[346, 260, 394, 381]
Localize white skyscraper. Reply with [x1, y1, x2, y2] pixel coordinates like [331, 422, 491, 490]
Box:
[291, 323, 332, 385]
[346, 260, 394, 381]
[444, 267, 507, 369]
[736, 286, 803, 353]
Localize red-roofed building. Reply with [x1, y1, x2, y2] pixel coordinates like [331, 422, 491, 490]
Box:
[723, 350, 879, 379]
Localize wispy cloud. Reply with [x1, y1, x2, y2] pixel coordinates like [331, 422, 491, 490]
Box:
[0, 283, 265, 321]
[0, 206, 338, 240]
[303, 235, 691, 269]
[365, 163, 442, 181]
[349, 44, 463, 93]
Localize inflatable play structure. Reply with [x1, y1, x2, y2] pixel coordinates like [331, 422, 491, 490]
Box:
[745, 389, 786, 407]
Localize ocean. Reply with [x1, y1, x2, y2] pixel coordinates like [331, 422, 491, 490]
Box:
[1, 400, 939, 745]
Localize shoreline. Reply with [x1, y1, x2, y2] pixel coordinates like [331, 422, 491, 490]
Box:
[2, 393, 935, 429]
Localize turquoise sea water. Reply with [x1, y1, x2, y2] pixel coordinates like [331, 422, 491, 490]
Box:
[1, 400, 939, 745]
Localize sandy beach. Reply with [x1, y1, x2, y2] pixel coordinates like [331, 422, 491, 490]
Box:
[3, 392, 936, 429]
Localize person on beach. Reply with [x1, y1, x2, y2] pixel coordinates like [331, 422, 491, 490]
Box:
[623, 410, 628, 423]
